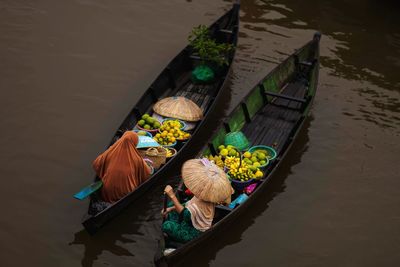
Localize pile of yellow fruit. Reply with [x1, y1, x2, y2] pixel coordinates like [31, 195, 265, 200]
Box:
[153, 131, 177, 146]
[153, 119, 191, 146]
[159, 119, 183, 131]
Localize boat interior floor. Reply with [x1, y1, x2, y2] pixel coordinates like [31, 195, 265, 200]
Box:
[175, 82, 217, 112]
[164, 76, 309, 250]
[157, 71, 220, 114]
[241, 79, 308, 155]
[211, 77, 309, 217]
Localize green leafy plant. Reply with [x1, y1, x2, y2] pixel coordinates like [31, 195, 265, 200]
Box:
[188, 25, 233, 66]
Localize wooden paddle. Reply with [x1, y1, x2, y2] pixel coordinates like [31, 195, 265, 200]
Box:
[73, 181, 103, 200]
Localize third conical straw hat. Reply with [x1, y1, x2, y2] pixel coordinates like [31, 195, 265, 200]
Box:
[153, 96, 203, 122]
[182, 158, 233, 203]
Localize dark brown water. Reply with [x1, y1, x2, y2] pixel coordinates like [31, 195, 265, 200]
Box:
[1, 0, 399, 266]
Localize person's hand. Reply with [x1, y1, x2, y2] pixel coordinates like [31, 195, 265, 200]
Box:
[161, 206, 175, 218]
[164, 185, 174, 198]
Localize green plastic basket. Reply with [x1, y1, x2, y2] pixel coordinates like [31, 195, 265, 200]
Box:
[224, 131, 250, 151]
[191, 65, 215, 84]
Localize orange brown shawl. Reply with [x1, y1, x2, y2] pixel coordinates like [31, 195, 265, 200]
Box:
[93, 131, 151, 203]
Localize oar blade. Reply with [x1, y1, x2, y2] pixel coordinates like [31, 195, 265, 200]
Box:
[74, 181, 103, 200]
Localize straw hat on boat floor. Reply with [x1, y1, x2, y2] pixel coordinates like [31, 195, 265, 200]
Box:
[182, 158, 233, 203]
[153, 96, 203, 122]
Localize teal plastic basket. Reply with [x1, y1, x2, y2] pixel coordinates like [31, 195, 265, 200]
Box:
[248, 145, 277, 161]
[224, 131, 250, 151]
[133, 130, 153, 138]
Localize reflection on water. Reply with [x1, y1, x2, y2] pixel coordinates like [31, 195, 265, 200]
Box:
[0, 0, 400, 266]
[250, 0, 400, 133]
[70, 183, 163, 267]
[260, 0, 400, 90]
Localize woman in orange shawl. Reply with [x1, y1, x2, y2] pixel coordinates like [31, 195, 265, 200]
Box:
[93, 131, 152, 203]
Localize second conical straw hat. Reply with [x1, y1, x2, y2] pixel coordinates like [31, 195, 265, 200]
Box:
[182, 158, 233, 203]
[153, 96, 203, 122]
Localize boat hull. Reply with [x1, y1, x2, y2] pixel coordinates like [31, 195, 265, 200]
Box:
[81, 3, 240, 235]
[155, 32, 321, 266]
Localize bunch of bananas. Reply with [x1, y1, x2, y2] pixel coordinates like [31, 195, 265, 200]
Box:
[165, 148, 176, 158]
[224, 156, 263, 181]
[206, 155, 224, 169]
[224, 156, 240, 166]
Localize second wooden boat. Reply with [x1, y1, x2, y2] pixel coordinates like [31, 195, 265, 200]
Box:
[155, 32, 321, 266]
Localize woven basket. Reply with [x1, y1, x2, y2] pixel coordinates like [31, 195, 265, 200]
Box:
[139, 147, 167, 169]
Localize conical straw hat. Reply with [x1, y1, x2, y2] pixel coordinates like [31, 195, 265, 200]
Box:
[153, 96, 203, 122]
[182, 158, 233, 203]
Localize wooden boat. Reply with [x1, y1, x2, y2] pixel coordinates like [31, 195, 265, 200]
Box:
[154, 32, 321, 266]
[81, 2, 240, 235]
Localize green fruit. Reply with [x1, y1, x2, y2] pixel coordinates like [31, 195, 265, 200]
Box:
[137, 131, 147, 136]
[138, 119, 145, 127]
[142, 114, 150, 119]
[251, 156, 258, 163]
[143, 124, 151, 130]
[146, 117, 154, 125]
[253, 162, 261, 168]
[244, 158, 252, 164]
[218, 145, 225, 151]
[249, 166, 257, 172]
[228, 149, 237, 157]
[153, 121, 161, 129]
[258, 152, 266, 160]
[260, 160, 266, 165]
[220, 149, 228, 157]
